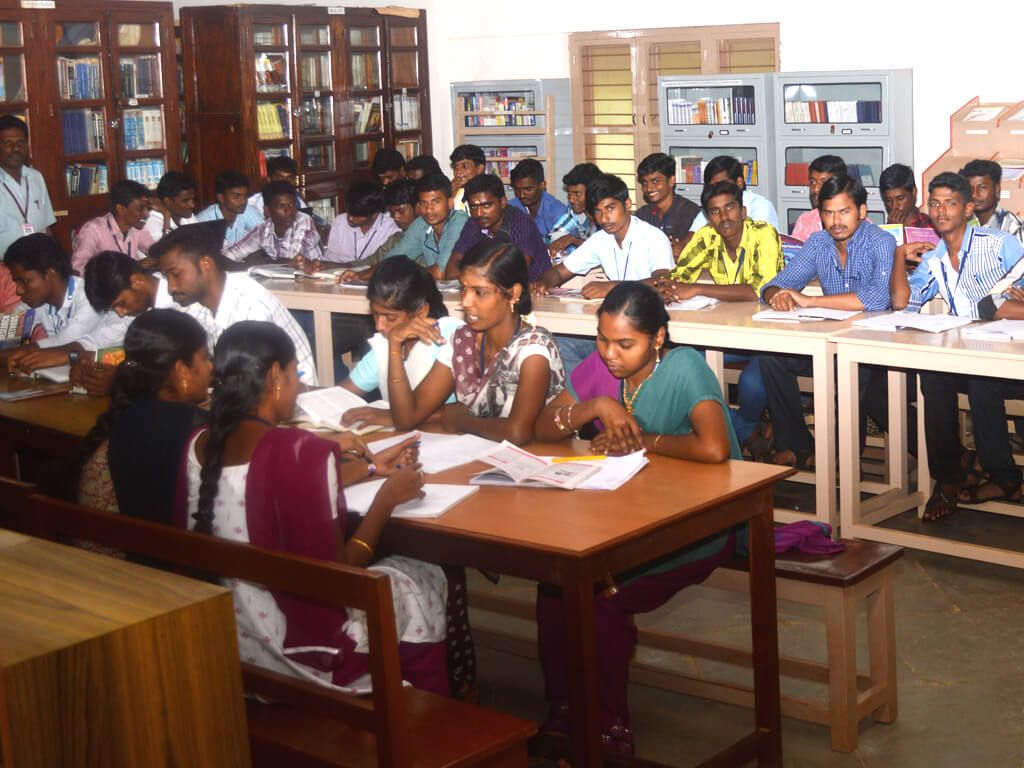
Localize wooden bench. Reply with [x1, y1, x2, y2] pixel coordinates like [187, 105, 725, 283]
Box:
[2, 480, 535, 768]
[470, 539, 902, 753]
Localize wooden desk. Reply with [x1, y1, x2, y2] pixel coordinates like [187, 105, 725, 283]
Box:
[385, 440, 794, 767]
[834, 326, 1024, 569]
[0, 529, 250, 766]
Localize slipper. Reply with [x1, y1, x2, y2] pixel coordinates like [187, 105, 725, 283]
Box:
[959, 479, 1023, 504]
[772, 447, 814, 471]
[743, 420, 775, 462]
[923, 487, 958, 521]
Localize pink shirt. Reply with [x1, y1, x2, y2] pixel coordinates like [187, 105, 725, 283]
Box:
[0, 264, 18, 313]
[790, 208, 822, 242]
[71, 212, 155, 274]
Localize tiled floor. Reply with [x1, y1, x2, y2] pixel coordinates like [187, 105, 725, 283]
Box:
[468, 502, 1024, 767]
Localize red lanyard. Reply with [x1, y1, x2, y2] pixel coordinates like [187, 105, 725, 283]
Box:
[2, 177, 29, 223]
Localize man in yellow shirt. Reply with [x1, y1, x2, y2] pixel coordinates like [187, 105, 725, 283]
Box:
[657, 180, 784, 450]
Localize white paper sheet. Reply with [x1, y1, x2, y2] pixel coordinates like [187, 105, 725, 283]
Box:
[369, 431, 501, 474]
[344, 478, 479, 518]
[853, 311, 974, 334]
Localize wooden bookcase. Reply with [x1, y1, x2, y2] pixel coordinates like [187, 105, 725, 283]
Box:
[0, 0, 180, 250]
[924, 96, 1024, 216]
[182, 5, 430, 223]
[568, 23, 779, 196]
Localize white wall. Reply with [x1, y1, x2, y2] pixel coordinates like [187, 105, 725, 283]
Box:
[166, 0, 1022, 188]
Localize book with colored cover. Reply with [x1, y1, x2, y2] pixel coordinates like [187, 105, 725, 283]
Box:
[469, 441, 600, 490]
[0, 308, 35, 346]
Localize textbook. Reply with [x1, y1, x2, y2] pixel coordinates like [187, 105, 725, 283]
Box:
[852, 311, 973, 334]
[959, 320, 1024, 342]
[0, 375, 70, 401]
[368, 431, 500, 474]
[248, 263, 345, 281]
[343, 478, 479, 519]
[548, 287, 600, 302]
[752, 308, 859, 322]
[665, 296, 717, 311]
[0, 308, 35, 348]
[294, 387, 389, 435]
[470, 441, 600, 490]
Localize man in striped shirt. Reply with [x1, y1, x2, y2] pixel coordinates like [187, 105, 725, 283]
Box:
[892, 172, 1024, 518]
[759, 174, 895, 469]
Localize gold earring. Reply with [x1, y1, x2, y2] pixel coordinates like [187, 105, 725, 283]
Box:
[275, 384, 281, 401]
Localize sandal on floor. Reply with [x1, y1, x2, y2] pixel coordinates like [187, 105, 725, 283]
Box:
[743, 421, 775, 462]
[959, 478, 1023, 504]
[960, 449, 985, 488]
[923, 487, 958, 521]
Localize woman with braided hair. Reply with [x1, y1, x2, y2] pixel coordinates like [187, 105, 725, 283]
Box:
[76, 309, 211, 521]
[175, 320, 449, 694]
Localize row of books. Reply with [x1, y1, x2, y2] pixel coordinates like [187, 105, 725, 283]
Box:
[65, 163, 108, 197]
[123, 108, 164, 151]
[257, 102, 291, 141]
[352, 99, 382, 135]
[784, 99, 882, 124]
[666, 96, 757, 126]
[460, 94, 537, 127]
[58, 56, 103, 100]
[675, 156, 758, 186]
[62, 109, 105, 155]
[300, 54, 331, 90]
[393, 93, 420, 132]
[351, 53, 381, 90]
[785, 162, 877, 187]
[125, 158, 166, 189]
[255, 53, 289, 93]
[120, 56, 161, 99]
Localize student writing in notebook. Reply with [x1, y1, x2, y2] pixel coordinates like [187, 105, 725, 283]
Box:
[177, 320, 449, 695]
[532, 282, 739, 756]
[338, 256, 464, 428]
[388, 239, 565, 445]
[2, 235, 130, 374]
[891, 172, 1024, 518]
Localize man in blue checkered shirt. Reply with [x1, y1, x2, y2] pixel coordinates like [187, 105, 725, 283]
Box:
[758, 174, 896, 469]
[892, 171, 1024, 520]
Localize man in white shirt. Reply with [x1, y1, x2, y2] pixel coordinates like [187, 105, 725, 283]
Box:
[153, 221, 318, 386]
[689, 155, 779, 231]
[533, 173, 674, 299]
[0, 115, 56, 259]
[1, 234, 130, 373]
[145, 171, 198, 243]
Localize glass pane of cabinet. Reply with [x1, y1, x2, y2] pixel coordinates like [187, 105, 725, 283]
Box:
[256, 99, 292, 141]
[57, 54, 103, 100]
[255, 52, 290, 94]
[122, 106, 164, 150]
[65, 162, 108, 196]
[125, 157, 165, 187]
[0, 54, 26, 103]
[56, 22, 100, 47]
[784, 146, 883, 188]
[717, 38, 776, 73]
[457, 89, 537, 128]
[352, 96, 382, 135]
[117, 23, 160, 48]
[0, 22, 22, 46]
[119, 54, 162, 98]
[783, 82, 883, 124]
[351, 51, 380, 90]
[665, 85, 756, 127]
[389, 26, 416, 47]
[580, 44, 632, 129]
[61, 107, 106, 154]
[302, 142, 334, 173]
[348, 26, 379, 47]
[299, 25, 329, 47]
[392, 92, 420, 131]
[667, 145, 759, 186]
[396, 138, 419, 160]
[299, 95, 333, 136]
[354, 138, 382, 169]
[300, 52, 331, 90]
[253, 23, 288, 47]
[390, 51, 418, 89]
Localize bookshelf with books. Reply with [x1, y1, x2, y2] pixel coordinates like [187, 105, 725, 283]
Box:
[773, 69, 913, 229]
[451, 79, 571, 190]
[923, 97, 1024, 217]
[658, 73, 775, 208]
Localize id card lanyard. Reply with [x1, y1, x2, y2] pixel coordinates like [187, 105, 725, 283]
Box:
[47, 277, 75, 335]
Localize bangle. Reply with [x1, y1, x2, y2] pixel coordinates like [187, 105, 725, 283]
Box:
[652, 434, 664, 452]
[567, 403, 576, 431]
[553, 405, 569, 432]
[366, 461, 377, 477]
[350, 537, 374, 557]
[342, 448, 365, 459]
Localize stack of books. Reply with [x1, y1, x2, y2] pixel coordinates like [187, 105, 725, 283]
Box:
[61, 109, 105, 155]
[58, 56, 103, 100]
[65, 163, 108, 197]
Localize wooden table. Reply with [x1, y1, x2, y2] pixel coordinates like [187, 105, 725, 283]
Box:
[384, 439, 794, 767]
[0, 529, 250, 766]
[834, 325, 1024, 569]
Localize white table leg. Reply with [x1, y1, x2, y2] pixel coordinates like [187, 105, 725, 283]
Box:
[837, 347, 860, 534]
[705, 349, 726, 399]
[887, 369, 908, 491]
[916, 376, 930, 516]
[813, 342, 838, 530]
[313, 308, 334, 385]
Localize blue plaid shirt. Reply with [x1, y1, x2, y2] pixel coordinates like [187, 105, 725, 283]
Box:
[906, 225, 1024, 318]
[544, 209, 595, 252]
[762, 219, 895, 311]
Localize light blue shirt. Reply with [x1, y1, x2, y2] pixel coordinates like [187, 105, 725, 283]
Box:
[387, 211, 469, 270]
[690, 189, 779, 231]
[195, 203, 265, 247]
[509, 191, 569, 239]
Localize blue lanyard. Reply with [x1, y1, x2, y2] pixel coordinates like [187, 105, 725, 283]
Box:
[728, 246, 746, 284]
[47, 278, 75, 335]
[425, 212, 453, 256]
[352, 216, 381, 261]
[938, 251, 970, 316]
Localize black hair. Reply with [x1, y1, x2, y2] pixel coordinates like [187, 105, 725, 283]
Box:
[149, 220, 228, 267]
[809, 155, 848, 176]
[265, 155, 298, 176]
[464, 173, 505, 200]
[510, 158, 544, 184]
[597, 282, 670, 342]
[0, 114, 29, 138]
[368, 255, 447, 319]
[372, 148, 407, 175]
[460, 238, 532, 315]
[214, 171, 249, 195]
[345, 180, 386, 217]
[700, 180, 743, 213]
[585, 173, 629, 216]
[929, 171, 972, 204]
[405, 154, 443, 177]
[110, 179, 149, 211]
[3, 233, 71, 280]
[449, 144, 486, 167]
[704, 155, 744, 183]
[960, 159, 1002, 184]
[196, 321, 296, 535]
[261, 179, 296, 207]
[563, 162, 602, 187]
[84, 251, 143, 312]
[384, 178, 417, 207]
[156, 171, 197, 200]
[637, 152, 676, 181]
[74, 310, 208, 496]
[817, 174, 868, 210]
[415, 172, 453, 198]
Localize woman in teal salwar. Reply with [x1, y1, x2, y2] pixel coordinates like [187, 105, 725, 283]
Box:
[533, 281, 741, 756]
